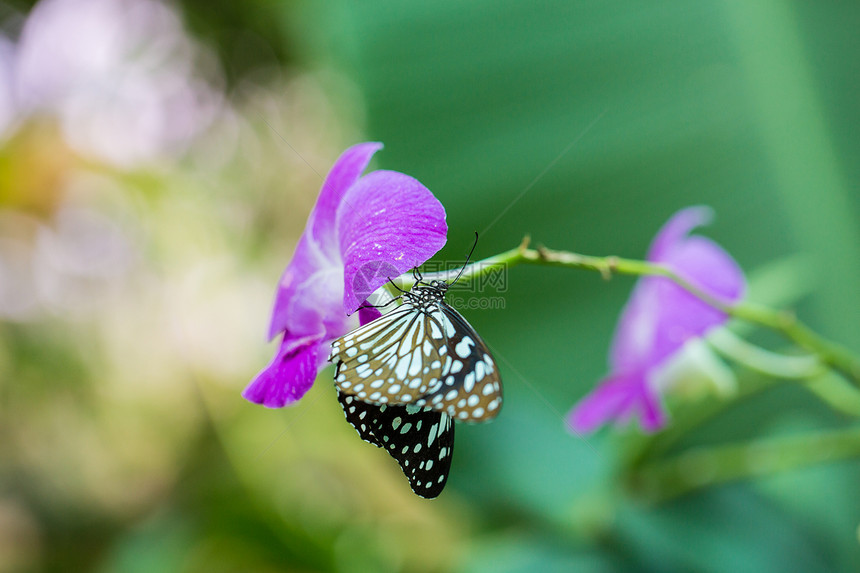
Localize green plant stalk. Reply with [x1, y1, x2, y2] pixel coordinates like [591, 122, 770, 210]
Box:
[626, 424, 860, 503]
[707, 329, 822, 379]
[421, 239, 860, 386]
[707, 329, 860, 417]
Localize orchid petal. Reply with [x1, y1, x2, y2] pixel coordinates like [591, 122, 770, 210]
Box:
[243, 332, 324, 408]
[337, 170, 447, 314]
[310, 142, 383, 258]
[268, 234, 338, 340]
[568, 373, 648, 433]
[648, 205, 713, 262]
[358, 306, 382, 325]
[568, 373, 667, 434]
[638, 380, 668, 432]
[646, 237, 745, 365]
[609, 278, 661, 371]
[267, 143, 381, 340]
[610, 209, 745, 370]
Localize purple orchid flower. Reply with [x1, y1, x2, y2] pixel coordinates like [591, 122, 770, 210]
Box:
[244, 142, 447, 408]
[568, 206, 745, 433]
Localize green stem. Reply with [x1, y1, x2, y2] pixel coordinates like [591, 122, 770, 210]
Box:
[803, 372, 860, 418]
[626, 424, 860, 503]
[707, 329, 822, 380]
[422, 238, 860, 386]
[708, 329, 860, 417]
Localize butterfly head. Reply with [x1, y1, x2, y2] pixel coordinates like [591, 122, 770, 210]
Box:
[408, 279, 450, 306]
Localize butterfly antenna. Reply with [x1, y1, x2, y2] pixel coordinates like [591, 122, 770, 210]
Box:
[450, 231, 479, 286]
[388, 276, 409, 294]
[355, 296, 401, 313]
[412, 266, 425, 285]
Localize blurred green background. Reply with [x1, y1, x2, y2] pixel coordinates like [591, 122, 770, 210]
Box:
[1, 0, 859, 571]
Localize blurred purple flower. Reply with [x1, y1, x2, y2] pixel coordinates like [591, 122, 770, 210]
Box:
[243, 142, 448, 408]
[2, 0, 221, 165]
[568, 206, 745, 433]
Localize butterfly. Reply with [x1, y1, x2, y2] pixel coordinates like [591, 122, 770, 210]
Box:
[328, 246, 502, 498]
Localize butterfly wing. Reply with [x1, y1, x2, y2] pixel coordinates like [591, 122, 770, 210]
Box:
[337, 390, 454, 498]
[330, 302, 448, 404]
[414, 303, 503, 422]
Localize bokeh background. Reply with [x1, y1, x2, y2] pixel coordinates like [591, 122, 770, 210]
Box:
[1, 0, 859, 571]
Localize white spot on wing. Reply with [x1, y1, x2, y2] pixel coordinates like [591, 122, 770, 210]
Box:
[394, 356, 410, 380]
[427, 423, 439, 446]
[455, 336, 474, 358]
[463, 372, 475, 393]
[408, 347, 423, 376]
[444, 316, 456, 337]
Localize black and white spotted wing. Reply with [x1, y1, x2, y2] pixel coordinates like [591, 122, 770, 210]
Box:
[330, 302, 448, 405]
[337, 391, 454, 498]
[329, 280, 502, 423]
[413, 305, 502, 421]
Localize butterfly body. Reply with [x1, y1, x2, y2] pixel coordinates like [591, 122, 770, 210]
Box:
[329, 277, 502, 498]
